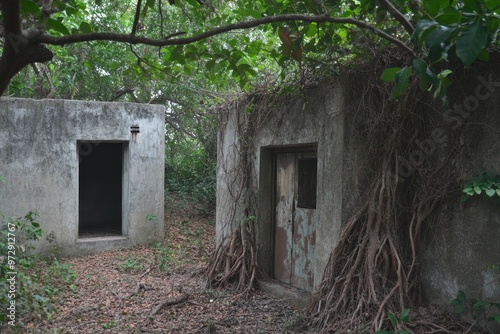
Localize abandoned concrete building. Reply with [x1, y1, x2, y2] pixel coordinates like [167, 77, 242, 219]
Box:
[216, 65, 500, 321]
[0, 98, 165, 256]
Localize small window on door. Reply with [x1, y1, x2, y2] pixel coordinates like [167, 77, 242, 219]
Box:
[297, 158, 317, 209]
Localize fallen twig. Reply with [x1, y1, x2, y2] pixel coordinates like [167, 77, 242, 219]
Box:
[139, 267, 153, 278]
[148, 293, 189, 318]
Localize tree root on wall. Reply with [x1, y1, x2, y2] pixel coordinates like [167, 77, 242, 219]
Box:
[305, 65, 460, 331]
[307, 151, 452, 332]
[206, 219, 257, 294]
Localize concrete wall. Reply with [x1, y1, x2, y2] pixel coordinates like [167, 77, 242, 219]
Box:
[0, 98, 165, 256]
[217, 85, 345, 290]
[419, 71, 500, 330]
[216, 69, 500, 320]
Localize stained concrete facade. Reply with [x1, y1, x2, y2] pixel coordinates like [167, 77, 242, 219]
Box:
[216, 68, 500, 321]
[0, 98, 164, 256]
[217, 87, 345, 293]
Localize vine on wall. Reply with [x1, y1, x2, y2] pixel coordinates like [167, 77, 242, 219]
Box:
[207, 51, 497, 332]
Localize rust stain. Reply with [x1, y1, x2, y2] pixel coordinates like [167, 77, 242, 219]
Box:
[274, 152, 317, 291]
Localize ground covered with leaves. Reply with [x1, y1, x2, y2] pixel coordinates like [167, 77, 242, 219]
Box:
[17, 205, 305, 334]
[2, 197, 492, 334]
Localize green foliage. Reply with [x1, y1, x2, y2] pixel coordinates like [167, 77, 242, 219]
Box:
[164, 124, 216, 214]
[102, 320, 117, 329]
[9, 0, 500, 108]
[152, 242, 175, 273]
[145, 213, 158, 223]
[0, 212, 76, 327]
[115, 257, 146, 272]
[461, 169, 500, 202]
[0, 178, 77, 328]
[7, 0, 500, 111]
[400, 0, 500, 102]
[374, 309, 411, 334]
[451, 290, 500, 325]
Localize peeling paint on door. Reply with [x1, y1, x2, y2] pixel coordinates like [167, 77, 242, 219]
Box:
[274, 151, 317, 291]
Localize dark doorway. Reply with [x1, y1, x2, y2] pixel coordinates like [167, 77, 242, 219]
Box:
[78, 142, 124, 237]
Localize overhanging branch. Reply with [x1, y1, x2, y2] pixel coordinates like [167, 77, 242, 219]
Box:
[379, 0, 414, 35]
[36, 13, 415, 55]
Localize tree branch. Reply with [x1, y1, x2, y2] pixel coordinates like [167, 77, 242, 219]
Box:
[131, 0, 143, 35]
[111, 87, 139, 102]
[0, 0, 54, 96]
[36, 13, 415, 55]
[0, 0, 22, 59]
[378, 0, 414, 35]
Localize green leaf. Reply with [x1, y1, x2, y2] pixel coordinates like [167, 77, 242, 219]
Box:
[412, 20, 438, 46]
[463, 187, 474, 195]
[435, 6, 462, 25]
[65, 7, 79, 16]
[456, 19, 488, 67]
[461, 194, 470, 202]
[21, 0, 40, 16]
[306, 23, 318, 38]
[486, 16, 500, 34]
[412, 58, 427, 75]
[486, 188, 496, 197]
[477, 49, 490, 62]
[185, 0, 201, 6]
[488, 313, 500, 323]
[473, 300, 491, 310]
[399, 308, 411, 323]
[474, 186, 482, 194]
[423, 0, 449, 17]
[425, 26, 456, 48]
[437, 69, 452, 79]
[46, 18, 71, 35]
[380, 67, 401, 82]
[496, 189, 500, 196]
[388, 312, 398, 328]
[390, 67, 412, 99]
[485, 0, 500, 10]
[462, 0, 482, 12]
[206, 59, 216, 71]
[79, 22, 93, 33]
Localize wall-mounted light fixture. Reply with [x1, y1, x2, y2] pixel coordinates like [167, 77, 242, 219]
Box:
[131, 125, 140, 143]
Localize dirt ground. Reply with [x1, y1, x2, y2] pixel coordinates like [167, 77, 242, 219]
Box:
[7, 200, 490, 334]
[19, 206, 306, 334]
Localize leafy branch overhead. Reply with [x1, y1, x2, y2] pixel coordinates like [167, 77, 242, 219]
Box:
[1, 0, 499, 99]
[382, 0, 500, 102]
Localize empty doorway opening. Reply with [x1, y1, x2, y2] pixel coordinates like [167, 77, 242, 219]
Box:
[78, 142, 125, 238]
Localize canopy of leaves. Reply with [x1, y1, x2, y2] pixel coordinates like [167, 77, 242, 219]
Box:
[0, 0, 498, 105]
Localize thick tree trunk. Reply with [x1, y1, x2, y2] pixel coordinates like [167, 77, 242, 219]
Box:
[0, 0, 53, 97]
[0, 44, 53, 96]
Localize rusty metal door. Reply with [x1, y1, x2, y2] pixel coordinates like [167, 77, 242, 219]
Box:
[274, 151, 317, 291]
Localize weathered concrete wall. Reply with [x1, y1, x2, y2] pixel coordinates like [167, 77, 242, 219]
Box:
[217, 67, 500, 321]
[0, 98, 164, 256]
[419, 70, 500, 330]
[217, 85, 346, 290]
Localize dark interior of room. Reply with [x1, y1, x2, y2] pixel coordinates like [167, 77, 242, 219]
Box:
[78, 142, 123, 237]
